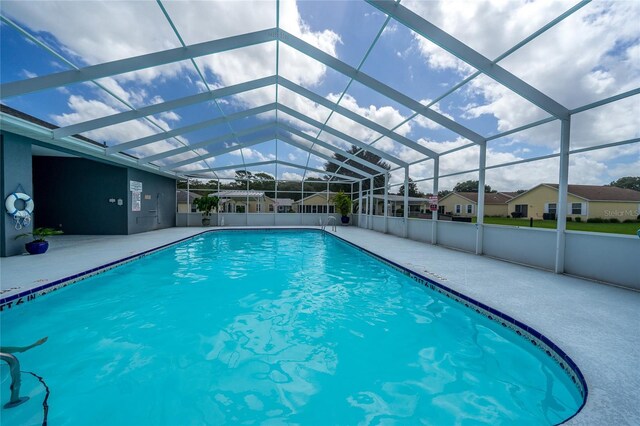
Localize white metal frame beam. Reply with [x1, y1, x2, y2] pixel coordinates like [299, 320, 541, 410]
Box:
[53, 76, 276, 139]
[174, 134, 276, 170]
[187, 159, 357, 182]
[278, 104, 408, 167]
[278, 29, 485, 144]
[276, 132, 373, 178]
[0, 28, 277, 99]
[279, 77, 439, 159]
[367, 0, 570, 119]
[163, 124, 278, 170]
[141, 123, 269, 165]
[107, 103, 276, 155]
[277, 122, 387, 174]
[152, 121, 276, 169]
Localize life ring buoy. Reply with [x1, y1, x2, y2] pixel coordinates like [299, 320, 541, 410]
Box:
[5, 192, 34, 218]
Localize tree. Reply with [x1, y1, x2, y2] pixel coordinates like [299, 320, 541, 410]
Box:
[324, 145, 390, 193]
[608, 176, 640, 192]
[438, 189, 451, 198]
[453, 180, 494, 193]
[398, 178, 424, 197]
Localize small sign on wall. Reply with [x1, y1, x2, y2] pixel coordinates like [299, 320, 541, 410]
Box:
[130, 180, 142, 192]
[132, 191, 141, 212]
[130, 181, 143, 211]
[144, 194, 152, 200]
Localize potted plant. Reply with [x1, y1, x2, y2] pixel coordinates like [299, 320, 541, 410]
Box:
[333, 191, 352, 224]
[16, 227, 64, 255]
[193, 195, 219, 226]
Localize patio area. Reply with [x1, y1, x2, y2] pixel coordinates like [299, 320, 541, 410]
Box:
[1, 226, 638, 425]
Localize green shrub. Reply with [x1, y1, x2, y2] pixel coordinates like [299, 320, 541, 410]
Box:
[566, 217, 572, 222]
[623, 219, 637, 223]
[587, 217, 604, 223]
[574, 217, 582, 222]
[608, 218, 620, 223]
[332, 191, 352, 217]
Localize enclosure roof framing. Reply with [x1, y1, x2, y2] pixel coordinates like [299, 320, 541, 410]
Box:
[187, 159, 358, 182]
[0, 0, 635, 187]
[366, 0, 570, 120]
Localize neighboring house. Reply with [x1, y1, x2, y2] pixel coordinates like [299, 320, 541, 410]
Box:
[177, 190, 201, 213]
[292, 191, 337, 214]
[213, 190, 275, 213]
[272, 198, 294, 213]
[356, 194, 429, 216]
[506, 184, 640, 220]
[438, 192, 514, 217]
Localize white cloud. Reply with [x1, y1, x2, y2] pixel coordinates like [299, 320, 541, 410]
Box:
[407, 0, 640, 129]
[382, 23, 398, 37]
[282, 172, 303, 181]
[6, 0, 637, 189]
[159, 111, 181, 122]
[229, 147, 275, 162]
[50, 95, 199, 163]
[20, 69, 37, 79]
[287, 153, 297, 161]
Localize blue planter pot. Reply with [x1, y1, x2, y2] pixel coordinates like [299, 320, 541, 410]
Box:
[25, 241, 49, 255]
[341, 216, 350, 224]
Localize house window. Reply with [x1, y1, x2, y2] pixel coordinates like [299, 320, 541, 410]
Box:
[256, 203, 261, 213]
[455, 204, 461, 214]
[548, 203, 557, 215]
[312, 205, 317, 213]
[329, 206, 335, 213]
[269, 204, 274, 212]
[466, 204, 473, 214]
[571, 203, 583, 215]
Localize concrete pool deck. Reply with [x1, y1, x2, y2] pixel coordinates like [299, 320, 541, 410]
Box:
[1, 226, 638, 425]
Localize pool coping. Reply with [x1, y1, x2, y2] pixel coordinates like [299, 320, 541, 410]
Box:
[0, 227, 588, 424]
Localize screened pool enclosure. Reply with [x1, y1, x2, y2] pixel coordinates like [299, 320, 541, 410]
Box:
[0, 0, 638, 284]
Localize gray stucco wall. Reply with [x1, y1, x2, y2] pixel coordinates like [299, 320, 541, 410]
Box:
[1, 133, 34, 256]
[127, 168, 176, 234]
[32, 157, 129, 235]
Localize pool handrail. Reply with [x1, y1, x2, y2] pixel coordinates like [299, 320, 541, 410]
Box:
[322, 216, 337, 232]
[1, 352, 29, 408]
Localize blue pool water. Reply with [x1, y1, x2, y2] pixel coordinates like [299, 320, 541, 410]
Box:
[1, 230, 582, 425]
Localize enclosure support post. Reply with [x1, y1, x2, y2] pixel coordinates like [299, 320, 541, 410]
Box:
[246, 178, 249, 226]
[404, 166, 409, 238]
[432, 158, 439, 245]
[217, 180, 221, 226]
[301, 180, 305, 225]
[274, 163, 278, 226]
[555, 117, 571, 273]
[369, 176, 374, 230]
[384, 173, 389, 234]
[476, 143, 487, 255]
[186, 178, 190, 228]
[358, 180, 363, 228]
[350, 183, 354, 218]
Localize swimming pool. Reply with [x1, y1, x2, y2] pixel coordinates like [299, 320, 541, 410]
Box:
[1, 230, 584, 425]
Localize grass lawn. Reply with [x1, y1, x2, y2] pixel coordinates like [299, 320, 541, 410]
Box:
[473, 217, 640, 236]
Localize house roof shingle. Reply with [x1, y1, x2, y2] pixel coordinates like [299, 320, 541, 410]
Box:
[546, 184, 640, 202]
[445, 192, 514, 204]
[176, 190, 201, 203]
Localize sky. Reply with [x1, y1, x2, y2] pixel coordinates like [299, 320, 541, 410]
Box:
[0, 0, 638, 193]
